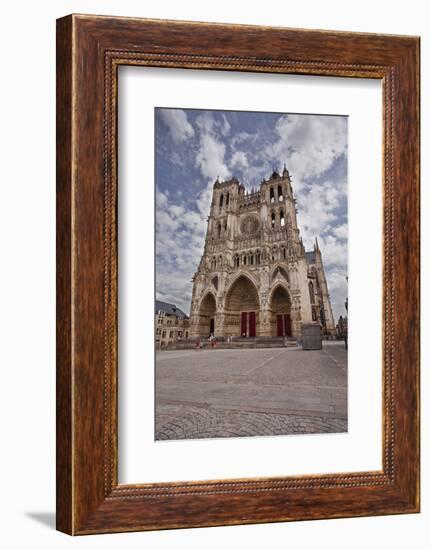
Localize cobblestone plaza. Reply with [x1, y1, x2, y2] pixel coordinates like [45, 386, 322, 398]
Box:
[155, 342, 347, 440]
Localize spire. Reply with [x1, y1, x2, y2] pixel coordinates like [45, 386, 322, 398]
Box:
[299, 237, 305, 255]
[315, 237, 320, 251]
[282, 163, 289, 177]
[271, 166, 279, 179]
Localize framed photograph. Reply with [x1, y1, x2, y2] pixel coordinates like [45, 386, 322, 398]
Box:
[56, 14, 420, 534]
[152, 106, 348, 444]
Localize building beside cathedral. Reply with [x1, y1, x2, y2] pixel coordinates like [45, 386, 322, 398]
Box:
[155, 300, 190, 349]
[189, 165, 336, 339]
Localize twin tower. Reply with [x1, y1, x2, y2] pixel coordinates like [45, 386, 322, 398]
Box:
[189, 166, 335, 339]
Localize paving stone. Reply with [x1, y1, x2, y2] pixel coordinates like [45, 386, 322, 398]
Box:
[155, 342, 347, 440]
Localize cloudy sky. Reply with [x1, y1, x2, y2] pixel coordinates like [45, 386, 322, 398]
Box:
[155, 107, 348, 321]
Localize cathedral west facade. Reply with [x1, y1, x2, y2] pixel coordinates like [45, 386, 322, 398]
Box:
[189, 166, 336, 339]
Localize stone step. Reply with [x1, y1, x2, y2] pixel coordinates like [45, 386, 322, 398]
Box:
[162, 336, 298, 351]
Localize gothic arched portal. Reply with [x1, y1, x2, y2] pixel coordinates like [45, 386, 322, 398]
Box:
[197, 293, 216, 337]
[224, 275, 260, 337]
[270, 285, 292, 337]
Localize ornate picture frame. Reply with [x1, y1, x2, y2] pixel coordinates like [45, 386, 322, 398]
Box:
[56, 14, 420, 534]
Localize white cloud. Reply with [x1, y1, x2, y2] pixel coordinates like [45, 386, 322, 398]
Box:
[194, 112, 236, 181]
[297, 180, 344, 247]
[157, 191, 168, 208]
[156, 185, 209, 315]
[196, 112, 216, 133]
[266, 114, 347, 192]
[169, 204, 185, 218]
[159, 109, 194, 144]
[231, 131, 256, 147]
[229, 150, 248, 170]
[318, 235, 348, 270]
[195, 134, 230, 181]
[221, 114, 231, 136]
[196, 180, 214, 219]
[332, 223, 348, 240]
[156, 209, 180, 232]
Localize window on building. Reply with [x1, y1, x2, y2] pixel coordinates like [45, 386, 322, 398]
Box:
[186, 331, 189, 339]
[280, 209, 285, 226]
[270, 187, 275, 203]
[219, 194, 224, 208]
[250, 254, 254, 265]
[320, 309, 326, 325]
[312, 308, 317, 321]
[162, 331, 166, 338]
[243, 255, 247, 265]
[283, 247, 286, 259]
[271, 212, 275, 228]
[236, 256, 240, 267]
[278, 185, 283, 201]
[256, 252, 260, 265]
[217, 222, 221, 238]
[226, 192, 229, 206]
[309, 281, 315, 305]
[169, 331, 173, 338]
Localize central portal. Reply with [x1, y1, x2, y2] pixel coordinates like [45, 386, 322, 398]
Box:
[225, 275, 260, 337]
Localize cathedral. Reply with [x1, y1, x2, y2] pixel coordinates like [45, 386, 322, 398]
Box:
[189, 166, 336, 339]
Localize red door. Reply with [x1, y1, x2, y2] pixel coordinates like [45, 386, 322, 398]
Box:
[277, 314, 284, 336]
[249, 312, 256, 337]
[241, 312, 247, 337]
[284, 314, 291, 336]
